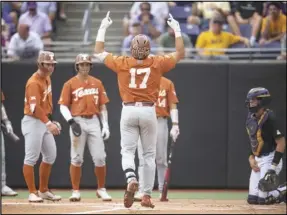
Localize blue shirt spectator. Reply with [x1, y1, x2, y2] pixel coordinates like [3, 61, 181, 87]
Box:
[21, 2, 57, 22]
[130, 2, 164, 39]
[18, 2, 52, 39]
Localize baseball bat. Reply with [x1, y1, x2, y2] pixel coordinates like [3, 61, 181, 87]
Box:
[160, 139, 176, 201]
[1, 123, 20, 143]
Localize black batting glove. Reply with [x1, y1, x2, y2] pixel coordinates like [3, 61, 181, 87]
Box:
[68, 118, 82, 137]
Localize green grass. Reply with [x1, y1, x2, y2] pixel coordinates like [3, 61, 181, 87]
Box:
[2, 190, 248, 200]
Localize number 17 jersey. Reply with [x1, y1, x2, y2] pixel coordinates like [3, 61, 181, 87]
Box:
[104, 53, 176, 103]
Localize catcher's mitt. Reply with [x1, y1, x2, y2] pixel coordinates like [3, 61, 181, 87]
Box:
[258, 169, 280, 192]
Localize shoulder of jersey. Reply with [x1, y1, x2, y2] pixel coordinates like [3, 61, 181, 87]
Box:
[88, 75, 102, 83]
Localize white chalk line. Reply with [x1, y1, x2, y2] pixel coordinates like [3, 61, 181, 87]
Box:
[67, 208, 125, 214]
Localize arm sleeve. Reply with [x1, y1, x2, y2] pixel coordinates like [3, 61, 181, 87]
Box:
[168, 82, 179, 104]
[104, 53, 126, 73]
[99, 83, 110, 106]
[60, 105, 73, 122]
[157, 54, 177, 74]
[26, 83, 50, 123]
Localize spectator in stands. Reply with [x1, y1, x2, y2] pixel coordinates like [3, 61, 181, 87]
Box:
[168, 2, 192, 7]
[1, 2, 22, 38]
[121, 22, 156, 55]
[130, 2, 164, 39]
[129, 2, 169, 27]
[1, 19, 9, 48]
[260, 2, 286, 47]
[18, 2, 52, 44]
[157, 25, 192, 57]
[57, 2, 67, 20]
[195, 14, 250, 59]
[196, 1, 239, 36]
[185, 2, 201, 27]
[233, 2, 263, 46]
[21, 2, 57, 24]
[7, 23, 43, 61]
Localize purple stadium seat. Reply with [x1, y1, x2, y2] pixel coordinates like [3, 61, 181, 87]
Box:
[169, 6, 191, 19]
[230, 43, 246, 49]
[239, 24, 252, 38]
[180, 23, 200, 35]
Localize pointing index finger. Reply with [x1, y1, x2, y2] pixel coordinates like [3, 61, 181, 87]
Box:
[106, 11, 110, 18]
[169, 13, 173, 19]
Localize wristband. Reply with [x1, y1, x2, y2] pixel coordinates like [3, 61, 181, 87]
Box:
[96, 29, 106, 42]
[175, 31, 182, 38]
[170, 109, 178, 124]
[46, 121, 52, 126]
[272, 151, 283, 166]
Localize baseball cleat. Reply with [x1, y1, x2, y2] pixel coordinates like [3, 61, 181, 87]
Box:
[1, 185, 18, 196]
[134, 191, 143, 202]
[96, 188, 112, 201]
[159, 193, 169, 202]
[141, 195, 155, 208]
[38, 190, 61, 201]
[69, 190, 81, 202]
[124, 178, 139, 208]
[28, 193, 44, 203]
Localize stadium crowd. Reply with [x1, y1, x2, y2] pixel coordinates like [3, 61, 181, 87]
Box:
[1, 1, 67, 60]
[1, 1, 286, 60]
[122, 1, 286, 59]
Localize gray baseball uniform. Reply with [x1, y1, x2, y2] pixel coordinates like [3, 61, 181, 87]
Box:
[137, 77, 179, 194]
[103, 53, 177, 196]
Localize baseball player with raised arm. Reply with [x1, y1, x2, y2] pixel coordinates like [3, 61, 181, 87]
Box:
[22, 51, 61, 202]
[245, 87, 286, 205]
[1, 91, 18, 196]
[134, 76, 179, 202]
[94, 12, 185, 208]
[58, 54, 112, 202]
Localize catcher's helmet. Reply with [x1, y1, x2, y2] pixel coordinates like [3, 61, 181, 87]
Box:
[75, 53, 93, 72]
[245, 87, 271, 113]
[130, 34, 150, 60]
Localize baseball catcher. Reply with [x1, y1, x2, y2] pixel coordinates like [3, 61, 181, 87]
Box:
[245, 87, 286, 205]
[1, 91, 18, 196]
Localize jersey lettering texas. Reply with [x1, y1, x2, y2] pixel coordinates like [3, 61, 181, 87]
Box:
[72, 87, 99, 101]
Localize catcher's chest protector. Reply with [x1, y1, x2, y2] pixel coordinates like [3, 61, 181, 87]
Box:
[246, 110, 270, 156]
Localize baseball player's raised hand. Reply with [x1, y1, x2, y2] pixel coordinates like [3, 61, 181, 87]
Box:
[102, 125, 110, 141]
[99, 11, 113, 30]
[167, 13, 181, 32]
[170, 125, 180, 142]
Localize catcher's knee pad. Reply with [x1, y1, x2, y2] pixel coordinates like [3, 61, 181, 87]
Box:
[247, 195, 258, 205]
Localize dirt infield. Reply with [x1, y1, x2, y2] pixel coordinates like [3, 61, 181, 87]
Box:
[2, 198, 286, 214]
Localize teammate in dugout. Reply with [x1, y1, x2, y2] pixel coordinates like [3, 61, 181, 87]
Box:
[94, 12, 184, 208]
[58, 53, 112, 202]
[135, 77, 179, 201]
[245, 87, 286, 205]
[1, 91, 18, 196]
[22, 51, 62, 203]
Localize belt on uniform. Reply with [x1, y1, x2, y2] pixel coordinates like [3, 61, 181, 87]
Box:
[79, 115, 94, 119]
[124, 102, 154, 107]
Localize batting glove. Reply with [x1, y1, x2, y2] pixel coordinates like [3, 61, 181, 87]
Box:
[99, 11, 113, 30]
[68, 119, 82, 137]
[170, 125, 180, 142]
[4, 120, 13, 134]
[102, 124, 110, 141]
[167, 13, 181, 32]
